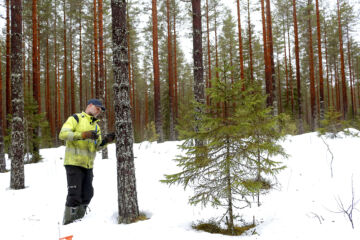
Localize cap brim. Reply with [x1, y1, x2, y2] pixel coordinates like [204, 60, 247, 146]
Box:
[95, 105, 105, 111]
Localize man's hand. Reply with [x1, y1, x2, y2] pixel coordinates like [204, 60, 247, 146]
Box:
[105, 132, 115, 142]
[81, 130, 99, 140]
[100, 132, 115, 146]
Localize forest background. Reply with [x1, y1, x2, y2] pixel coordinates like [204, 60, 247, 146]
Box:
[0, 0, 360, 151]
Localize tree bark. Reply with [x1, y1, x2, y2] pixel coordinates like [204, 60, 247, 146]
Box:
[236, 0, 245, 83]
[6, 0, 11, 130]
[292, 0, 303, 133]
[98, 0, 108, 158]
[0, 47, 5, 172]
[265, 0, 277, 114]
[70, 17, 75, 114]
[173, 8, 179, 122]
[308, 0, 317, 130]
[32, 0, 41, 161]
[111, 0, 139, 224]
[346, 27, 355, 116]
[45, 18, 52, 140]
[191, 0, 205, 149]
[10, 0, 25, 190]
[167, 0, 175, 141]
[151, 0, 164, 142]
[54, 0, 60, 140]
[192, 0, 205, 104]
[214, 6, 220, 113]
[205, 0, 212, 106]
[324, 17, 331, 108]
[315, 0, 325, 121]
[63, 0, 69, 120]
[283, 16, 290, 109]
[94, 0, 99, 98]
[261, 0, 271, 107]
[247, 0, 254, 82]
[337, 0, 348, 119]
[79, 7, 83, 111]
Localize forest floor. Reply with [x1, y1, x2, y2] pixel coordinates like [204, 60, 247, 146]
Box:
[1, 130, 360, 240]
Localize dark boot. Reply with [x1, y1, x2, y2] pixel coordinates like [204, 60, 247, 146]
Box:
[77, 204, 88, 219]
[63, 206, 80, 225]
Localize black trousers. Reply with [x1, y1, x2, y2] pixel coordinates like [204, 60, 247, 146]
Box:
[65, 165, 94, 207]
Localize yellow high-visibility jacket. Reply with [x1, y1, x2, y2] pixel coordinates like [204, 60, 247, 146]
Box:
[59, 112, 103, 169]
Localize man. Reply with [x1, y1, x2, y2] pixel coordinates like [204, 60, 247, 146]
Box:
[59, 99, 115, 225]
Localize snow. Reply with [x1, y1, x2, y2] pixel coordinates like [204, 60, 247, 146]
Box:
[1, 130, 360, 240]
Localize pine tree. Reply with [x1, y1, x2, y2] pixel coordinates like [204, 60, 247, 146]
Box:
[111, 0, 139, 224]
[163, 67, 287, 234]
[22, 92, 50, 163]
[292, 0, 304, 133]
[6, 0, 11, 130]
[10, 0, 25, 190]
[151, 0, 164, 142]
[0, 46, 6, 173]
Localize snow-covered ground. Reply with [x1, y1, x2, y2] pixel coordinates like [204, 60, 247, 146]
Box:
[1, 130, 360, 240]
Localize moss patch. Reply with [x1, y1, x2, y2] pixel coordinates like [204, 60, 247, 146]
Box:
[133, 212, 150, 223]
[193, 221, 256, 236]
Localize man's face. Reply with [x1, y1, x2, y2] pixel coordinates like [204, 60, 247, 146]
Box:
[87, 104, 102, 117]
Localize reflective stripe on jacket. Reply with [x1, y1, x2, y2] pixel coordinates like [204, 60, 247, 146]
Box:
[59, 112, 103, 169]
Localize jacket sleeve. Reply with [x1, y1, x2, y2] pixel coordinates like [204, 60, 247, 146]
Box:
[59, 116, 83, 141]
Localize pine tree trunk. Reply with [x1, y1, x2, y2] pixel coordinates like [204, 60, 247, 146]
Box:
[265, 0, 277, 114]
[63, 0, 69, 120]
[22, 21, 25, 96]
[330, 63, 335, 108]
[346, 26, 355, 116]
[10, 0, 25, 189]
[205, 0, 212, 106]
[173, 10, 179, 122]
[79, 8, 83, 111]
[247, 0, 254, 82]
[324, 19, 331, 108]
[32, 0, 41, 162]
[0, 47, 5, 173]
[111, 0, 139, 224]
[277, 50, 282, 113]
[308, 0, 317, 130]
[315, 0, 325, 121]
[45, 19, 52, 140]
[337, 0, 348, 119]
[214, 7, 220, 114]
[54, 0, 59, 143]
[283, 16, 290, 110]
[70, 18, 75, 114]
[145, 86, 149, 128]
[126, 15, 134, 120]
[94, 0, 99, 98]
[191, 0, 205, 149]
[236, 0, 245, 83]
[334, 60, 341, 112]
[292, 0, 304, 133]
[286, 11, 295, 114]
[226, 136, 234, 234]
[151, 0, 164, 142]
[261, 0, 271, 107]
[167, 0, 175, 141]
[98, 0, 108, 158]
[6, 0, 11, 130]
[353, 58, 360, 106]
[91, 49, 94, 98]
[191, 0, 205, 103]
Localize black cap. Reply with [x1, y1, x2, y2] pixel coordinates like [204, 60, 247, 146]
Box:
[87, 99, 105, 111]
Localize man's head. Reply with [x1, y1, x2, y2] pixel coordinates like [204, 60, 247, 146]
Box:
[85, 99, 105, 117]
